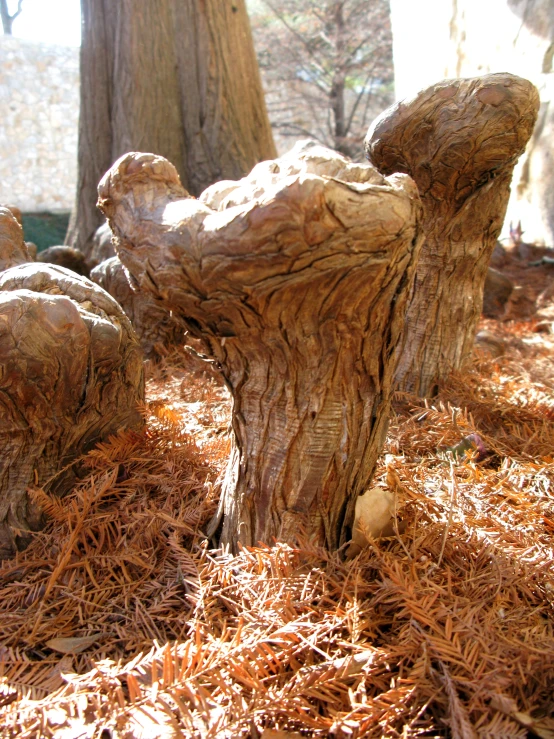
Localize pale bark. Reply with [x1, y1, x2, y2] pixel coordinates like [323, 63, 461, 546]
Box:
[0, 262, 144, 558]
[90, 256, 184, 358]
[98, 145, 423, 550]
[365, 73, 539, 396]
[0, 0, 23, 35]
[67, 0, 276, 255]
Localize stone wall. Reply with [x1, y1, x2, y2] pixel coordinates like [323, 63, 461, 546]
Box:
[389, 0, 554, 246]
[0, 36, 79, 213]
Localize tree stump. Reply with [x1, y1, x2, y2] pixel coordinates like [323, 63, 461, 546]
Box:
[365, 73, 539, 395]
[90, 256, 184, 358]
[98, 147, 423, 551]
[0, 262, 144, 558]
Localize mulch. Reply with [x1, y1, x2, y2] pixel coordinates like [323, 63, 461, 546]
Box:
[0, 253, 553, 738]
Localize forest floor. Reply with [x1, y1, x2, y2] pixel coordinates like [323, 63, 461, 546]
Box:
[1, 246, 553, 738]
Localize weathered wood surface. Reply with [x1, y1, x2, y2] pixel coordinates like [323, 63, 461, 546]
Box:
[366, 73, 539, 395]
[88, 222, 116, 269]
[0, 263, 144, 558]
[0, 206, 31, 271]
[90, 256, 184, 358]
[98, 145, 423, 550]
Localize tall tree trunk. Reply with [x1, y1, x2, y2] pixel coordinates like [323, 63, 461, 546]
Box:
[98, 145, 423, 552]
[67, 0, 276, 255]
[365, 73, 539, 396]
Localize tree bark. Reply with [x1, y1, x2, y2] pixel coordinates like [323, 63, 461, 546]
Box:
[0, 206, 29, 270]
[0, 259, 144, 558]
[67, 0, 276, 255]
[98, 144, 423, 551]
[365, 73, 539, 396]
[90, 256, 184, 358]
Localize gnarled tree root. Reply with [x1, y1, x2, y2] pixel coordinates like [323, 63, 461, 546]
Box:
[365, 73, 539, 396]
[90, 256, 185, 358]
[0, 263, 144, 558]
[98, 144, 423, 550]
[0, 206, 31, 271]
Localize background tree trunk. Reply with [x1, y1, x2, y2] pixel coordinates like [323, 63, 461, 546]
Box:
[67, 0, 276, 254]
[0, 0, 23, 35]
[366, 73, 539, 396]
[98, 145, 423, 552]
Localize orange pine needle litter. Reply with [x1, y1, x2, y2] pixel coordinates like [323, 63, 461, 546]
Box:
[1, 262, 553, 738]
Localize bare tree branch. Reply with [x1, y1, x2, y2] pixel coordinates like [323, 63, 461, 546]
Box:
[0, 0, 24, 34]
[251, 0, 394, 159]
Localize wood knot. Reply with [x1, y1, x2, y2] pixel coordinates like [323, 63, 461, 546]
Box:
[476, 85, 507, 107]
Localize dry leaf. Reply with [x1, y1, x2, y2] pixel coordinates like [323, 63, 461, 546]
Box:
[513, 712, 554, 739]
[45, 634, 103, 654]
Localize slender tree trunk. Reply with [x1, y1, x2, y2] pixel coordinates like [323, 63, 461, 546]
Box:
[366, 73, 539, 396]
[0, 0, 23, 35]
[98, 145, 423, 551]
[67, 0, 276, 255]
[330, 2, 347, 155]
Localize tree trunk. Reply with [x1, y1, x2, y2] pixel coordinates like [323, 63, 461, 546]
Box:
[98, 144, 423, 551]
[0, 0, 22, 35]
[67, 0, 276, 255]
[330, 3, 347, 155]
[0, 210, 144, 558]
[365, 73, 539, 396]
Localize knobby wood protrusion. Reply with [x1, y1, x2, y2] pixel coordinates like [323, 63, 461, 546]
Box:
[0, 262, 144, 558]
[90, 256, 185, 358]
[365, 73, 539, 396]
[98, 144, 423, 551]
[0, 206, 30, 271]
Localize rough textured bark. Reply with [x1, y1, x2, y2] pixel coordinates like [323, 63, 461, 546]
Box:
[90, 256, 184, 358]
[0, 206, 29, 270]
[67, 0, 276, 255]
[365, 73, 539, 396]
[0, 261, 144, 558]
[98, 145, 423, 551]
